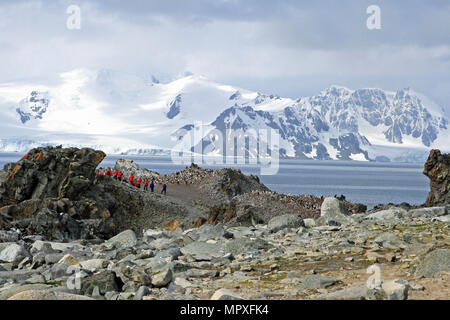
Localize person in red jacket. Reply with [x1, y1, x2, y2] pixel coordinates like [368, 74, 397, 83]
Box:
[129, 174, 134, 185]
[118, 171, 123, 181]
[144, 178, 149, 191]
[137, 178, 142, 189]
[106, 169, 112, 177]
[113, 169, 118, 179]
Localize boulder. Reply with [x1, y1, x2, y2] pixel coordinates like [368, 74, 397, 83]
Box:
[57, 254, 81, 267]
[25, 208, 83, 242]
[180, 241, 225, 261]
[0, 230, 20, 242]
[0, 269, 40, 283]
[133, 286, 151, 300]
[79, 259, 110, 271]
[317, 286, 367, 300]
[366, 208, 406, 220]
[224, 238, 271, 256]
[381, 279, 410, 300]
[407, 206, 447, 218]
[374, 232, 407, 249]
[415, 249, 450, 278]
[226, 226, 254, 238]
[0, 243, 31, 264]
[113, 159, 159, 180]
[114, 264, 151, 286]
[303, 218, 316, 228]
[267, 214, 304, 233]
[106, 229, 137, 247]
[300, 274, 338, 289]
[80, 271, 122, 296]
[186, 224, 232, 241]
[151, 268, 173, 287]
[210, 288, 244, 300]
[8, 289, 94, 300]
[423, 149, 449, 206]
[316, 197, 354, 226]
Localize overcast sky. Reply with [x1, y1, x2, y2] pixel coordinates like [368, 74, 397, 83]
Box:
[0, 0, 449, 112]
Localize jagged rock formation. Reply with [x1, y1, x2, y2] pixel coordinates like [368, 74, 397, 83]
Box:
[112, 159, 159, 180]
[0, 146, 114, 241]
[423, 149, 449, 206]
[0, 146, 105, 204]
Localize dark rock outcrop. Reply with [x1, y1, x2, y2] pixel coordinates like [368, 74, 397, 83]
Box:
[0, 146, 105, 204]
[0, 146, 113, 241]
[423, 149, 449, 206]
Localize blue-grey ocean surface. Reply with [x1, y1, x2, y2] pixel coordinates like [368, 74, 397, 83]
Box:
[0, 153, 429, 209]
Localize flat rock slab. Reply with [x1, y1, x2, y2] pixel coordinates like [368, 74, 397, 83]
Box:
[415, 249, 450, 278]
[0, 270, 40, 283]
[8, 289, 94, 300]
[366, 208, 406, 220]
[268, 214, 304, 233]
[106, 229, 137, 247]
[224, 238, 272, 256]
[315, 286, 367, 300]
[31, 240, 85, 252]
[300, 274, 338, 289]
[0, 284, 52, 300]
[180, 242, 225, 261]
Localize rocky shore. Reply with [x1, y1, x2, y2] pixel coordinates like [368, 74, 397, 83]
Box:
[0, 147, 448, 300]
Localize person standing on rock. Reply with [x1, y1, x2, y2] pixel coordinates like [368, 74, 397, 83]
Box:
[144, 178, 149, 191]
[150, 180, 155, 192]
[161, 183, 167, 195]
[137, 178, 142, 189]
[129, 174, 134, 185]
[113, 169, 118, 180]
[106, 169, 112, 177]
[118, 171, 123, 181]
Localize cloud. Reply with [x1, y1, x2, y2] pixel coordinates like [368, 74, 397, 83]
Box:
[0, 0, 449, 113]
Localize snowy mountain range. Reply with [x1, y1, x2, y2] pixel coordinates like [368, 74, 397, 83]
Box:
[0, 68, 448, 162]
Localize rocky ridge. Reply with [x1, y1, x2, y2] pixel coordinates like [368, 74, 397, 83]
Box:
[0, 146, 448, 300]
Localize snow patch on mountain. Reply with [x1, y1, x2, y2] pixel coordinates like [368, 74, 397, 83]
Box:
[0, 68, 448, 162]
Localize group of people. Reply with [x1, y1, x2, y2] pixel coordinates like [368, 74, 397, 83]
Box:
[96, 169, 167, 194]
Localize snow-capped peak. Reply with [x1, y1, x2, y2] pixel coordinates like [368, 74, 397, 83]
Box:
[0, 69, 448, 163]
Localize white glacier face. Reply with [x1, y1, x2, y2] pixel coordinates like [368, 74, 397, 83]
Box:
[0, 68, 448, 161]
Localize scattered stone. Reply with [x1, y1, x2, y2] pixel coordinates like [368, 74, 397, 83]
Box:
[303, 218, 316, 228]
[151, 268, 173, 287]
[415, 249, 450, 278]
[210, 288, 244, 300]
[316, 197, 354, 226]
[106, 230, 137, 247]
[134, 286, 151, 300]
[224, 238, 271, 256]
[300, 274, 338, 289]
[180, 242, 224, 261]
[374, 232, 407, 249]
[381, 279, 410, 300]
[80, 271, 121, 296]
[0, 243, 31, 265]
[58, 254, 81, 267]
[366, 208, 406, 220]
[267, 214, 304, 233]
[8, 290, 94, 300]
